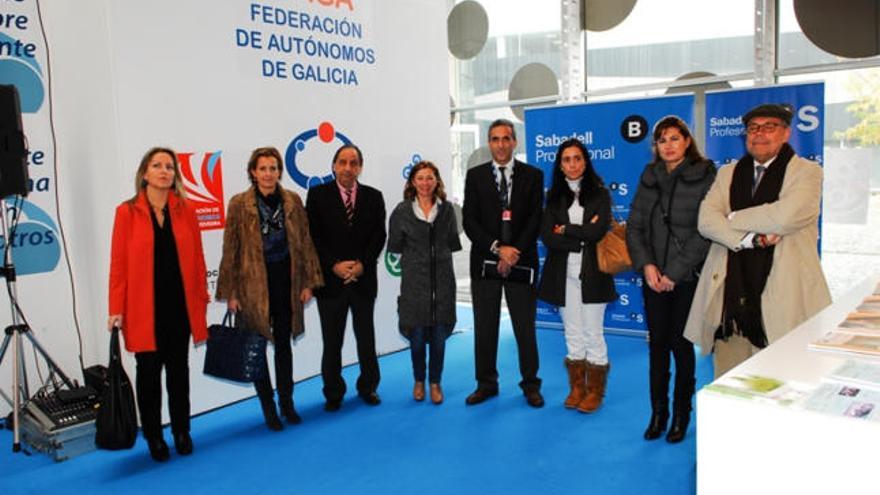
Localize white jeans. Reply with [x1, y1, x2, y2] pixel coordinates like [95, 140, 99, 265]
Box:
[560, 271, 608, 365]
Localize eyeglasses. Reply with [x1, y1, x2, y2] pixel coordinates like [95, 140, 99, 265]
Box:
[746, 122, 785, 134]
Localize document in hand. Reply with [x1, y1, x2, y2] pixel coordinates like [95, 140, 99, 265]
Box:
[481, 260, 535, 285]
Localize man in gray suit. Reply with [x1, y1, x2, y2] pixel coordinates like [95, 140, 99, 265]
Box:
[685, 103, 831, 378]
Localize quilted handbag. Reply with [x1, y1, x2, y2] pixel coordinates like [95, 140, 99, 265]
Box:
[203, 311, 267, 383]
[597, 219, 632, 275]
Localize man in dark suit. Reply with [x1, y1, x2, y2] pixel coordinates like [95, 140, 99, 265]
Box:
[462, 118, 545, 408]
[306, 144, 387, 411]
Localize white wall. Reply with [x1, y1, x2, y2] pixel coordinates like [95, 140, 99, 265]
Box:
[0, 0, 449, 417]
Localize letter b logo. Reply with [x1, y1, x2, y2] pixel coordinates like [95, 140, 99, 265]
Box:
[621, 115, 648, 143]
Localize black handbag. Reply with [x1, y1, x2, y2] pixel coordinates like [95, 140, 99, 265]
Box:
[95, 327, 138, 450]
[203, 311, 267, 383]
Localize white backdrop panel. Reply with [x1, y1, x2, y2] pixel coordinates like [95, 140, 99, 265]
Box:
[0, 0, 449, 418]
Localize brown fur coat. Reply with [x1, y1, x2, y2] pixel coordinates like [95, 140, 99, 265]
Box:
[216, 187, 323, 341]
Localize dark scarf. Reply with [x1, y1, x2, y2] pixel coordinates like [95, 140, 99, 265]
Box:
[256, 187, 289, 263]
[719, 142, 794, 348]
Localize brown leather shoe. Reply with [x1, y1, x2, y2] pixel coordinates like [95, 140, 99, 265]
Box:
[430, 383, 443, 404]
[465, 388, 498, 405]
[525, 390, 545, 408]
[413, 381, 425, 401]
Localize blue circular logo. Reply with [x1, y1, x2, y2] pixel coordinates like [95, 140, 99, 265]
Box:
[401, 153, 422, 179]
[1, 199, 60, 275]
[0, 33, 45, 113]
[285, 121, 352, 189]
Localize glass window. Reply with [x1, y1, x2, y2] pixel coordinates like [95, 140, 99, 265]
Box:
[447, 1, 880, 302]
[781, 69, 880, 299]
[449, 0, 561, 110]
[585, 1, 754, 92]
[778, 0, 880, 69]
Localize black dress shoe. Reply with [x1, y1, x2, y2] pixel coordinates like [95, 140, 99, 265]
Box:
[280, 401, 302, 424]
[147, 436, 170, 462]
[174, 432, 193, 455]
[465, 388, 498, 406]
[360, 392, 381, 406]
[643, 411, 669, 441]
[666, 414, 690, 443]
[524, 390, 545, 408]
[324, 399, 342, 412]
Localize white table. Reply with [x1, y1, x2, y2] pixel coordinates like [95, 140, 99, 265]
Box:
[696, 275, 880, 494]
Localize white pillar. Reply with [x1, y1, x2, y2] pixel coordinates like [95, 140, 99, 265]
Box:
[754, 0, 777, 86]
[560, 0, 585, 102]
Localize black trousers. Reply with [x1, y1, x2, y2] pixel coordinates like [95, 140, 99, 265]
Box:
[135, 326, 191, 440]
[316, 289, 380, 401]
[255, 259, 294, 404]
[471, 277, 541, 393]
[642, 280, 697, 414]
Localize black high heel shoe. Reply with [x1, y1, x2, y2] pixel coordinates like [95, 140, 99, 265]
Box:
[260, 398, 283, 431]
[147, 436, 170, 462]
[279, 400, 302, 425]
[666, 413, 690, 443]
[643, 411, 669, 440]
[174, 432, 193, 455]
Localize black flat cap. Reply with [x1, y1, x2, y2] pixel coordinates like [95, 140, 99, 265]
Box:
[743, 103, 793, 126]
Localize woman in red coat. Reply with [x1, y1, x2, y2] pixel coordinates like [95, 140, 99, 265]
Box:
[108, 147, 209, 462]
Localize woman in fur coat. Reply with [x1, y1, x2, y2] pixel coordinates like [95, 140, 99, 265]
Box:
[216, 147, 323, 430]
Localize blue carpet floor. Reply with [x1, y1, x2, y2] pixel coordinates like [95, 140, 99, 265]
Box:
[0, 309, 712, 495]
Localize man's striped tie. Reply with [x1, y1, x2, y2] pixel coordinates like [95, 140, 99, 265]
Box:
[344, 188, 354, 224]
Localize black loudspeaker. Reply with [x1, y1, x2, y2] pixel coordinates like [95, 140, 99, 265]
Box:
[0, 85, 29, 199]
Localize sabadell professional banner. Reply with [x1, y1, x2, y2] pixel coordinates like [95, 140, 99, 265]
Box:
[525, 94, 695, 335]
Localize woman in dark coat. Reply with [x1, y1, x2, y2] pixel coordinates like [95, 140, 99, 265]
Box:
[538, 138, 617, 413]
[387, 161, 461, 404]
[626, 116, 716, 443]
[216, 146, 323, 431]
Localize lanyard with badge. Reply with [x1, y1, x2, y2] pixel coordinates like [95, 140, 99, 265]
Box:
[498, 166, 512, 244]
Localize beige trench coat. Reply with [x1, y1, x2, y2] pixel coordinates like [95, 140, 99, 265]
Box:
[684, 154, 831, 354]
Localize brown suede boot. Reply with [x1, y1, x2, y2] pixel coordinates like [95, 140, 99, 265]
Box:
[577, 362, 610, 413]
[564, 358, 587, 409]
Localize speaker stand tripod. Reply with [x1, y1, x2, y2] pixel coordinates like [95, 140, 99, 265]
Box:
[0, 197, 74, 452]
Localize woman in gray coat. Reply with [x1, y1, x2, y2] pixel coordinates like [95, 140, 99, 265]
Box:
[387, 161, 461, 404]
[626, 116, 715, 443]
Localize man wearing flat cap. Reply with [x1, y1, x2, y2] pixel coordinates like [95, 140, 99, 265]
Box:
[684, 103, 831, 377]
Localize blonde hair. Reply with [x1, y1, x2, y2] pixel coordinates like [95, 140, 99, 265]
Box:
[131, 147, 186, 201]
